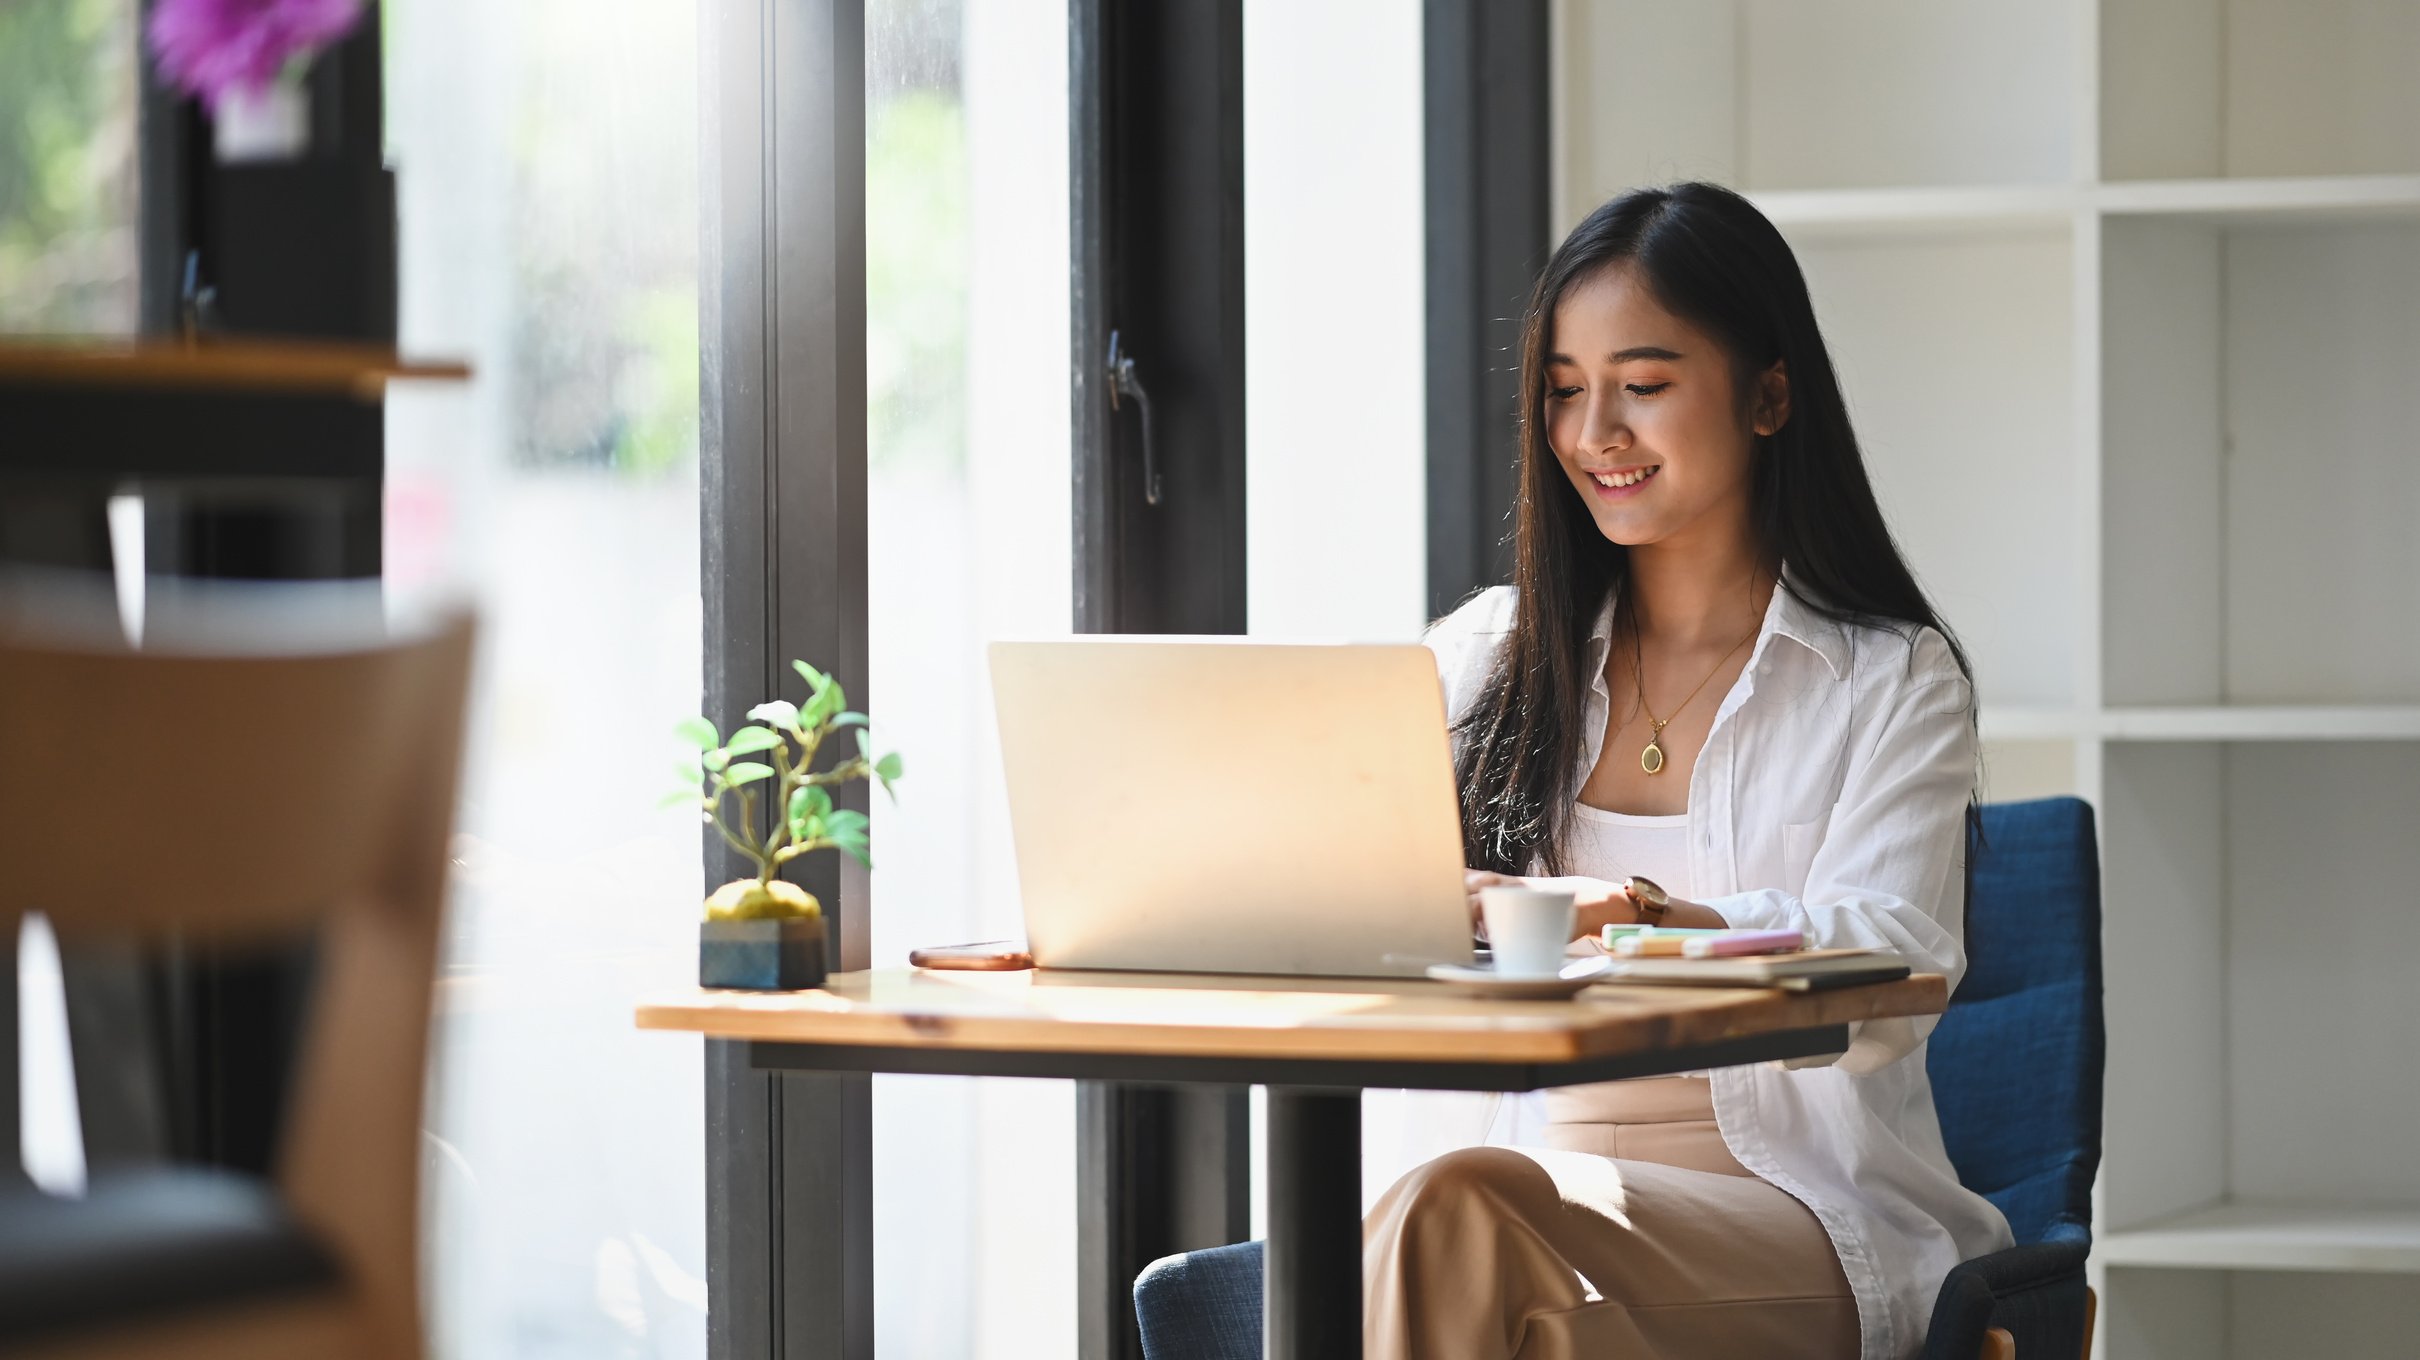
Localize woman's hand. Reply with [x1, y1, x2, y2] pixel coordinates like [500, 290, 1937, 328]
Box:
[1463, 870, 1639, 942]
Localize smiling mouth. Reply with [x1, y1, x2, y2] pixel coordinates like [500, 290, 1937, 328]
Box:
[1589, 465, 1661, 489]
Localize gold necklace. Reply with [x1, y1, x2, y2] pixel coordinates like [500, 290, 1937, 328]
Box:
[1628, 606, 1756, 775]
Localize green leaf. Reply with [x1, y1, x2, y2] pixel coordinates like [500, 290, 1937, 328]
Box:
[674, 715, 719, 750]
[830, 710, 869, 728]
[826, 809, 871, 868]
[854, 728, 874, 760]
[803, 675, 845, 728]
[722, 725, 782, 756]
[749, 699, 802, 731]
[702, 748, 730, 772]
[787, 785, 832, 839]
[675, 755, 705, 785]
[875, 752, 904, 782]
[723, 761, 777, 785]
[657, 789, 700, 809]
[791, 659, 826, 690]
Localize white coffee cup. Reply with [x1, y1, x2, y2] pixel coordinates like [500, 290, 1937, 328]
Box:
[1479, 886, 1577, 978]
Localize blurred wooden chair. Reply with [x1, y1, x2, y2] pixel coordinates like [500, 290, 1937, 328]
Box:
[0, 605, 474, 1360]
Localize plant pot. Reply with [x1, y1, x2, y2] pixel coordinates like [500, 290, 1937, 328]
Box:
[699, 918, 827, 991]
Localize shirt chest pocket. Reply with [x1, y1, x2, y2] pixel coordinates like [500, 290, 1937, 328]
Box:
[1779, 807, 1832, 898]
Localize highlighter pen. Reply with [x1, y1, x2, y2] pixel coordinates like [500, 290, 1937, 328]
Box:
[1606, 924, 1742, 958]
[1600, 924, 1727, 948]
[1680, 929, 1806, 958]
[1613, 933, 1692, 956]
[1609, 926, 1731, 956]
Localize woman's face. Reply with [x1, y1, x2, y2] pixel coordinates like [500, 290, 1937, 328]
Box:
[1541, 264, 1787, 551]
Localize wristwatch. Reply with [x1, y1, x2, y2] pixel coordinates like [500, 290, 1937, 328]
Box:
[1624, 875, 1671, 925]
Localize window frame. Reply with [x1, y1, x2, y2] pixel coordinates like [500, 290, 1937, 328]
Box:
[1422, 0, 1551, 616]
[702, 1, 1256, 1355]
[700, 1, 875, 1355]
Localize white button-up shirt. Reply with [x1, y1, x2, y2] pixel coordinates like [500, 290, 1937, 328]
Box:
[1423, 580, 2014, 1360]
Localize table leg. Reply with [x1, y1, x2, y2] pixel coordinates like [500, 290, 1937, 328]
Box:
[1264, 1086, 1361, 1360]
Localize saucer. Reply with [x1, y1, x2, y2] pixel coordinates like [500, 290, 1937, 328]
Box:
[1424, 955, 1612, 999]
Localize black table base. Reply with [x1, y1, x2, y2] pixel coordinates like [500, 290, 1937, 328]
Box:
[1266, 1087, 1362, 1359]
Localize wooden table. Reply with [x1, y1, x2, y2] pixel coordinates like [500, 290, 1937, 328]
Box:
[639, 967, 1947, 1359]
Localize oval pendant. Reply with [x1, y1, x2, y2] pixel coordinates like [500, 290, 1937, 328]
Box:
[1641, 741, 1665, 775]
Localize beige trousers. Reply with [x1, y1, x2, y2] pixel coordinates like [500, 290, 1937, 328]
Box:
[1362, 1077, 1861, 1360]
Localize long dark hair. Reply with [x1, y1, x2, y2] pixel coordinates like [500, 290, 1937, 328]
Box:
[1455, 181, 1974, 876]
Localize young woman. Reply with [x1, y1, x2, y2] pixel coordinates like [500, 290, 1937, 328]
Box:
[1364, 183, 2011, 1359]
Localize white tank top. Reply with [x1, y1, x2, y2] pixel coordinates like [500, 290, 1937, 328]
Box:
[1565, 803, 1693, 900]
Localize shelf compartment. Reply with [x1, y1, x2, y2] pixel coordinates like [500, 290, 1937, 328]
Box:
[2102, 743, 2420, 1235]
[2107, 1265, 2420, 1360]
[1792, 230, 2077, 707]
[2104, 1201, 2420, 1273]
[2101, 217, 2420, 705]
[1554, 0, 2076, 223]
[2101, 0, 2420, 181]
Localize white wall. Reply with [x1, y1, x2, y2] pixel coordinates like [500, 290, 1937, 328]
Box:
[1244, 0, 1428, 643]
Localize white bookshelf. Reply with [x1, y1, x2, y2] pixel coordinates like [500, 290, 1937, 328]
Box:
[1552, 2, 2420, 1355]
[2103, 1203, 2420, 1274]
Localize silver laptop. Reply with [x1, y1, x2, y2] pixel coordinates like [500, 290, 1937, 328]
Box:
[987, 637, 1476, 978]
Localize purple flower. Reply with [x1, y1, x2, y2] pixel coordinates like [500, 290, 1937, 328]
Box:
[147, 0, 365, 110]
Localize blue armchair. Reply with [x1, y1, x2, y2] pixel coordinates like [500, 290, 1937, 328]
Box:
[1135, 797, 2105, 1360]
[1919, 796, 2104, 1360]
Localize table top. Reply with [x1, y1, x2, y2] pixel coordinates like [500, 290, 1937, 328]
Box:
[636, 966, 1947, 1068]
[0, 337, 470, 400]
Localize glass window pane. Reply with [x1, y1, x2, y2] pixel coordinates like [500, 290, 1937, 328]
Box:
[865, 0, 1075, 1354]
[0, 0, 139, 335]
[384, 3, 705, 1356]
[1243, 0, 1425, 645]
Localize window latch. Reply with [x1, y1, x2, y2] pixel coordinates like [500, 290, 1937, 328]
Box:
[1106, 329, 1162, 506]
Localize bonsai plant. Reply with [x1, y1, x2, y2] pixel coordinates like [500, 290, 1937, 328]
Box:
[672, 660, 903, 989]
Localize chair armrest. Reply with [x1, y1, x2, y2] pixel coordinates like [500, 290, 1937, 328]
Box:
[1920, 1237, 2091, 1360]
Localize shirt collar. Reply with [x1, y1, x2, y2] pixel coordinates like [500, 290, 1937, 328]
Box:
[1585, 564, 1851, 683]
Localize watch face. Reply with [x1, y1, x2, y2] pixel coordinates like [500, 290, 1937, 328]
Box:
[1629, 875, 1668, 906]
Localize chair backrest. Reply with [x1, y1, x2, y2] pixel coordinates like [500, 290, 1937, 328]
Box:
[1926, 797, 2104, 1248]
[0, 600, 476, 1359]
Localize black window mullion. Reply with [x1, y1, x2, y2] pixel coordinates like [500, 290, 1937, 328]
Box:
[701, 1, 872, 1358]
[1423, 0, 1550, 617]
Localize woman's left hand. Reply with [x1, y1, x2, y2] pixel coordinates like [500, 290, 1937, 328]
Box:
[1463, 870, 1638, 941]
